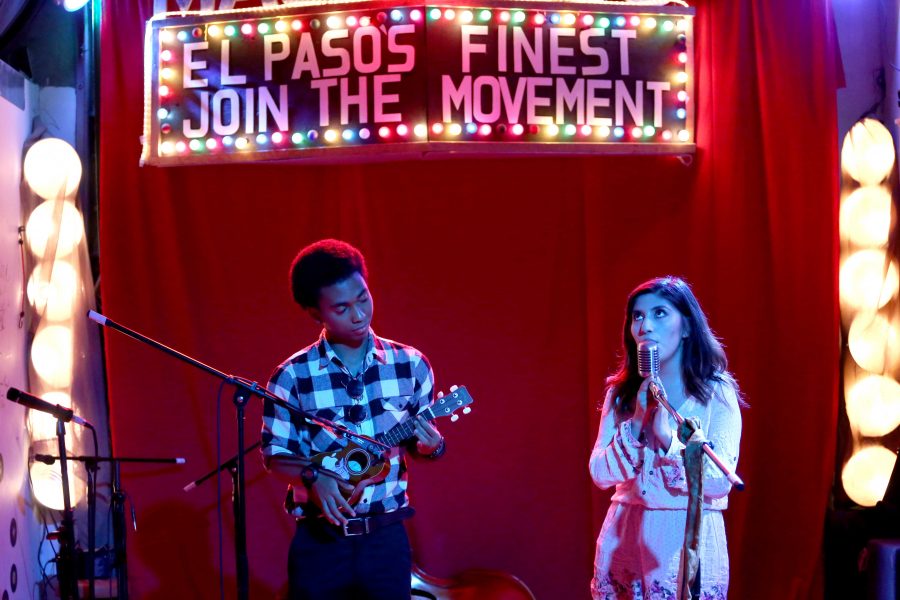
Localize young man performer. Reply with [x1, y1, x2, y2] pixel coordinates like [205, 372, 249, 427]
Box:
[261, 239, 445, 600]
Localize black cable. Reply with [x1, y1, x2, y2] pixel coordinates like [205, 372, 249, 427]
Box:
[215, 378, 227, 600]
[85, 423, 100, 600]
[30, 458, 56, 591]
[36, 513, 49, 583]
[38, 507, 59, 595]
[16, 226, 26, 328]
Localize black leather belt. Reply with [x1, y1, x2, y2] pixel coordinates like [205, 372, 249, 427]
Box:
[331, 507, 415, 537]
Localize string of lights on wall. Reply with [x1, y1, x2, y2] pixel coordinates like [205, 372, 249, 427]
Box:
[838, 118, 900, 507]
[21, 138, 88, 511]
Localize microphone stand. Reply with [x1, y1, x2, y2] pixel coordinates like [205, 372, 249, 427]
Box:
[184, 440, 260, 570]
[648, 380, 744, 490]
[10, 388, 93, 599]
[637, 342, 744, 600]
[35, 454, 184, 600]
[183, 441, 258, 494]
[52, 418, 79, 600]
[87, 310, 387, 600]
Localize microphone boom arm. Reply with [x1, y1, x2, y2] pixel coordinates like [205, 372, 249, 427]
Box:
[648, 381, 745, 491]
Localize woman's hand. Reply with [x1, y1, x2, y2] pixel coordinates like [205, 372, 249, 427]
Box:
[648, 389, 673, 450]
[630, 377, 653, 441]
[631, 377, 674, 450]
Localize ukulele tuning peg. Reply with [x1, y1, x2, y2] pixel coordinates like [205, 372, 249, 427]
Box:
[451, 414, 459, 422]
[463, 407, 471, 414]
[450, 385, 459, 392]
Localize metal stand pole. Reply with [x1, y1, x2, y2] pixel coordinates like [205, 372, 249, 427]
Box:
[55, 419, 79, 600]
[233, 388, 250, 600]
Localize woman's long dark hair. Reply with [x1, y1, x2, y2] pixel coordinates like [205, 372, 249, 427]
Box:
[606, 276, 739, 416]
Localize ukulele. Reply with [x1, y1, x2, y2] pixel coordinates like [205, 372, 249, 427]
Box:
[309, 385, 473, 484]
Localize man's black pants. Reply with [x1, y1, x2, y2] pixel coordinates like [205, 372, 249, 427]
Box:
[288, 519, 412, 600]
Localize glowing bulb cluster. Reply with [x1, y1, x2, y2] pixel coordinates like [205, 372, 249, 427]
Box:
[21, 136, 88, 516]
[839, 120, 898, 311]
[837, 116, 900, 508]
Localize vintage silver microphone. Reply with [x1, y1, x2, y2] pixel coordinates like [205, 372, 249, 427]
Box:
[637, 341, 660, 379]
[636, 341, 745, 490]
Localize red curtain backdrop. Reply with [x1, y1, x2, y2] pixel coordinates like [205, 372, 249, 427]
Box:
[99, 1, 841, 598]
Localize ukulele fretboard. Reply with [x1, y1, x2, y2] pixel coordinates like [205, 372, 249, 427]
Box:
[377, 408, 436, 447]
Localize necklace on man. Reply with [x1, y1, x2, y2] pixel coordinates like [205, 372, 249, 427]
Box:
[343, 370, 366, 424]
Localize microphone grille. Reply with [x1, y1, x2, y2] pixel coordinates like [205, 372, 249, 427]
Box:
[637, 342, 659, 378]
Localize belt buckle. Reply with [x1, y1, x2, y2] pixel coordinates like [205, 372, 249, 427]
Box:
[341, 517, 369, 537]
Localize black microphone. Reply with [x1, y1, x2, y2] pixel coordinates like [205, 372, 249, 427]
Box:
[6, 387, 91, 427]
[637, 341, 660, 378]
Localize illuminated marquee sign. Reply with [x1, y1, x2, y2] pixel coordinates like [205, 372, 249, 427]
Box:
[143, 2, 694, 165]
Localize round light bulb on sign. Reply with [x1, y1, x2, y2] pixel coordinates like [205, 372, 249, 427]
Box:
[62, 0, 90, 11]
[840, 185, 893, 247]
[841, 118, 896, 186]
[23, 138, 82, 200]
[842, 445, 898, 507]
[845, 375, 900, 437]
[30, 461, 83, 510]
[24, 200, 85, 259]
[27, 261, 79, 321]
[28, 392, 73, 441]
[848, 312, 900, 373]
[839, 250, 899, 312]
[31, 325, 74, 388]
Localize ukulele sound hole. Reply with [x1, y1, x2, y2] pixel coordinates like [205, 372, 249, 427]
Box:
[345, 449, 372, 475]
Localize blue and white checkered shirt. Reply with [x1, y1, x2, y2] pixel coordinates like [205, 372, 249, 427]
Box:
[262, 329, 434, 517]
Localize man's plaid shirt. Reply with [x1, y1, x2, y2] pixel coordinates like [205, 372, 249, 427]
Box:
[262, 330, 434, 518]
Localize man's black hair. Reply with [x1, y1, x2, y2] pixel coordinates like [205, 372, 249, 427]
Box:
[290, 239, 368, 309]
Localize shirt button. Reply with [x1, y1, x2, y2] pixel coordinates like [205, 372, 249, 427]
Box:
[642, 491, 646, 496]
[649, 470, 654, 474]
[363, 499, 369, 503]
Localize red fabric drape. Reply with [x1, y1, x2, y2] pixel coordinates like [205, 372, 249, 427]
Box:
[99, 1, 840, 598]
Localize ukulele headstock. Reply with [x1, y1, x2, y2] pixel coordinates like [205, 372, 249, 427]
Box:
[430, 385, 473, 423]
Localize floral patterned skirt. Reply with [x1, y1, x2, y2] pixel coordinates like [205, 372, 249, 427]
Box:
[591, 502, 729, 600]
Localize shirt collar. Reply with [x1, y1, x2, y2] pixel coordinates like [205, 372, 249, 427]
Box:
[316, 329, 387, 370]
